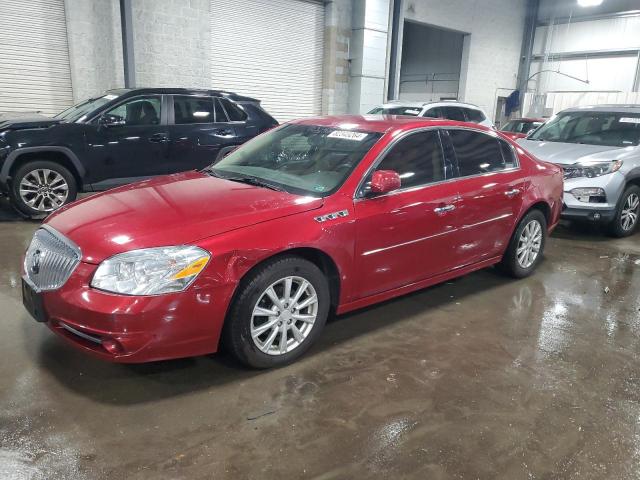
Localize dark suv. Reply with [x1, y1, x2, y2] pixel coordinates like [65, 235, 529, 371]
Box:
[0, 88, 278, 216]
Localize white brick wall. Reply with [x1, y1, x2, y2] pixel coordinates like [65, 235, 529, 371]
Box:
[64, 0, 124, 102]
[403, 0, 527, 121]
[132, 0, 211, 88]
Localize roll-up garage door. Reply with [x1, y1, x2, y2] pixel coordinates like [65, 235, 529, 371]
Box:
[211, 0, 325, 122]
[0, 0, 73, 115]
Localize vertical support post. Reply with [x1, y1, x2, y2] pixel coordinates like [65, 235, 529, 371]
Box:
[120, 0, 135, 88]
[386, 0, 403, 101]
[633, 50, 640, 92]
[516, 0, 540, 97]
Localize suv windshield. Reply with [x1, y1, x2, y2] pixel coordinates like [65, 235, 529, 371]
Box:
[528, 111, 640, 147]
[368, 106, 422, 116]
[54, 92, 124, 122]
[210, 124, 382, 196]
[502, 120, 542, 134]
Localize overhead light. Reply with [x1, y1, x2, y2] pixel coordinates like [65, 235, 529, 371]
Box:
[577, 0, 603, 6]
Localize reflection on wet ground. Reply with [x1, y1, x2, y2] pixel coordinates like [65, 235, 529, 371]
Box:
[1, 207, 640, 479]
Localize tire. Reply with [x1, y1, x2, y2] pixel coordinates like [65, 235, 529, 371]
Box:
[223, 256, 330, 369]
[10, 160, 77, 218]
[609, 185, 640, 238]
[498, 209, 547, 278]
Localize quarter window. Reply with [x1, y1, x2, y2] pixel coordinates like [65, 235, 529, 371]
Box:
[219, 98, 248, 121]
[448, 130, 512, 176]
[465, 109, 486, 123]
[104, 96, 161, 126]
[214, 98, 228, 122]
[365, 131, 445, 192]
[173, 96, 215, 124]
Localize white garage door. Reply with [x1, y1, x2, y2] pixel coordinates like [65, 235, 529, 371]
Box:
[0, 0, 73, 116]
[210, 0, 325, 122]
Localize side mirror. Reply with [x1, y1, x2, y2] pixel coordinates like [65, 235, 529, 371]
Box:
[99, 114, 125, 128]
[370, 170, 401, 195]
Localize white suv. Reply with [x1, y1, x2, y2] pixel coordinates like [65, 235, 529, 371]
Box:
[368, 101, 495, 129]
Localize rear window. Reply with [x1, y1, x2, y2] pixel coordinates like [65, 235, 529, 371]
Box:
[442, 106, 466, 122]
[449, 130, 512, 176]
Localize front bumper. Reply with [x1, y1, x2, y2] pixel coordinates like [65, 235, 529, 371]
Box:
[560, 171, 625, 223]
[36, 262, 234, 362]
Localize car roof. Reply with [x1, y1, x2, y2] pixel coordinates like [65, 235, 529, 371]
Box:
[561, 104, 640, 114]
[106, 87, 258, 103]
[290, 114, 494, 134]
[377, 100, 485, 111]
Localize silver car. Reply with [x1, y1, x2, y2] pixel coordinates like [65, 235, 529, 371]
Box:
[518, 105, 640, 237]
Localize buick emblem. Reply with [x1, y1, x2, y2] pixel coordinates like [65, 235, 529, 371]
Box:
[31, 249, 42, 275]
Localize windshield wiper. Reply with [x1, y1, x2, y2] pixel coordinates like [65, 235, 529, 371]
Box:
[210, 172, 285, 192]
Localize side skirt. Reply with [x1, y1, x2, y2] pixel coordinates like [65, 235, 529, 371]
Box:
[336, 256, 503, 315]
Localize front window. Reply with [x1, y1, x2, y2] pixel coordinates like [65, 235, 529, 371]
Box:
[210, 124, 382, 196]
[104, 96, 161, 126]
[367, 106, 422, 116]
[529, 111, 640, 147]
[54, 91, 126, 122]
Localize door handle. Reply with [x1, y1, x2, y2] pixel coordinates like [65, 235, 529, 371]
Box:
[504, 188, 520, 198]
[213, 128, 233, 136]
[434, 204, 456, 214]
[149, 133, 168, 143]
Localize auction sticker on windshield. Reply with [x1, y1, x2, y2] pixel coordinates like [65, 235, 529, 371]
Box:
[327, 131, 369, 141]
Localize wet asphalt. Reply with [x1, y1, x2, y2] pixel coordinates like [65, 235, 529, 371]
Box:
[1, 197, 640, 479]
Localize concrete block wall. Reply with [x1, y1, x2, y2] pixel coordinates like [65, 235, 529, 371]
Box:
[402, 0, 527, 121]
[64, 0, 124, 102]
[322, 0, 352, 115]
[131, 0, 211, 88]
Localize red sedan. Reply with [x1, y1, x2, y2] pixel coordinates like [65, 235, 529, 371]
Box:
[22, 116, 563, 368]
[500, 118, 545, 140]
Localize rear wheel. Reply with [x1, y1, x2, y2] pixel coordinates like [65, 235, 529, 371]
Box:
[10, 160, 77, 217]
[609, 185, 640, 238]
[499, 209, 547, 278]
[224, 256, 330, 369]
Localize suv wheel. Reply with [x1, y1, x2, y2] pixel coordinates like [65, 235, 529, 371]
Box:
[609, 185, 640, 238]
[224, 256, 330, 369]
[10, 161, 77, 217]
[498, 209, 547, 278]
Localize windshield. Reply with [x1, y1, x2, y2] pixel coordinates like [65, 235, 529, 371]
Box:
[368, 106, 422, 116]
[210, 124, 383, 196]
[528, 111, 640, 147]
[54, 92, 123, 122]
[502, 120, 542, 134]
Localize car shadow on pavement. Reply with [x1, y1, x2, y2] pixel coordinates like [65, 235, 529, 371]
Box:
[34, 266, 515, 406]
[0, 197, 25, 221]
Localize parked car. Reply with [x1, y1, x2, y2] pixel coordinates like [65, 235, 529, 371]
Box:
[500, 117, 545, 140]
[0, 88, 278, 217]
[368, 101, 494, 128]
[22, 115, 562, 368]
[518, 105, 640, 237]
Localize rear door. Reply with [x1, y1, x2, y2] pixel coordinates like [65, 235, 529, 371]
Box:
[353, 129, 461, 299]
[443, 129, 525, 266]
[166, 95, 241, 173]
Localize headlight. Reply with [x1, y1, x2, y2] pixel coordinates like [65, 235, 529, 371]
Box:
[91, 246, 210, 295]
[565, 160, 623, 179]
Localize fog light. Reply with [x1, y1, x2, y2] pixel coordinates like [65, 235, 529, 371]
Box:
[570, 187, 606, 203]
[593, 212, 601, 220]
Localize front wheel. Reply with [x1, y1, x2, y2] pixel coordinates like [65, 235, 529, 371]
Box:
[10, 160, 77, 217]
[498, 209, 547, 278]
[609, 185, 640, 238]
[223, 256, 330, 369]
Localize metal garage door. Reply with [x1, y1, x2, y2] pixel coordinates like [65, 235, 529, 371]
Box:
[0, 0, 73, 115]
[210, 0, 325, 122]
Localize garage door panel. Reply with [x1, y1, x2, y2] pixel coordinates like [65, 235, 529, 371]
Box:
[211, 0, 324, 122]
[0, 0, 73, 115]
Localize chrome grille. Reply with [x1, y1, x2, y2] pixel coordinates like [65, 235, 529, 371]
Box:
[24, 227, 81, 292]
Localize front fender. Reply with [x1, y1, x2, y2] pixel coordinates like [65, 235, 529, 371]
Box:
[0, 146, 86, 184]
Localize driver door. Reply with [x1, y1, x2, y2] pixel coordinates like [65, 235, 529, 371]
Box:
[353, 129, 461, 299]
[85, 95, 169, 189]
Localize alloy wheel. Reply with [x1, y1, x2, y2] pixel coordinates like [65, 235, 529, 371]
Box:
[19, 169, 69, 212]
[250, 276, 318, 356]
[516, 219, 543, 269]
[620, 193, 639, 232]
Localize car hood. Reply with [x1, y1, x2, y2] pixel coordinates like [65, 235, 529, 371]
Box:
[46, 171, 324, 263]
[517, 139, 629, 165]
[0, 113, 62, 131]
